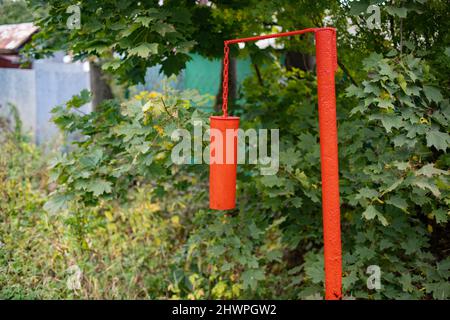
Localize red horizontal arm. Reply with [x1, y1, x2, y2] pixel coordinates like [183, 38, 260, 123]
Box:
[224, 27, 335, 44]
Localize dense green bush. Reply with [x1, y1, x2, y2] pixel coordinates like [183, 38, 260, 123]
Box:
[0, 92, 292, 299]
[1, 0, 449, 300]
[236, 52, 449, 299]
[1, 49, 449, 299]
[25, 51, 446, 299]
[0, 109, 61, 299]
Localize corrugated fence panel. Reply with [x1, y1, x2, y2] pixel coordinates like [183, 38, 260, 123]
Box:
[0, 68, 37, 138]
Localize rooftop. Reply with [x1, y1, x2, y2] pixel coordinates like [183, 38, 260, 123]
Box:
[0, 22, 38, 54]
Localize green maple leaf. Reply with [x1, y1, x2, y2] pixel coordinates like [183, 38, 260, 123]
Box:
[266, 249, 283, 262]
[44, 193, 73, 214]
[378, 61, 397, 78]
[345, 84, 365, 98]
[66, 90, 91, 109]
[385, 6, 408, 18]
[362, 52, 383, 70]
[386, 195, 408, 211]
[177, 41, 196, 54]
[382, 177, 404, 194]
[410, 176, 441, 197]
[362, 205, 377, 220]
[426, 130, 450, 151]
[392, 161, 410, 171]
[260, 175, 285, 188]
[304, 257, 324, 284]
[432, 208, 449, 224]
[416, 164, 448, 177]
[405, 85, 421, 96]
[160, 53, 189, 76]
[120, 23, 140, 38]
[363, 82, 381, 96]
[377, 99, 394, 109]
[85, 179, 113, 196]
[128, 43, 159, 58]
[350, 104, 368, 115]
[445, 47, 450, 57]
[401, 237, 421, 255]
[437, 258, 450, 277]
[356, 187, 379, 200]
[342, 271, 359, 291]
[425, 282, 450, 300]
[423, 85, 443, 103]
[379, 239, 393, 250]
[290, 197, 303, 208]
[349, 2, 369, 15]
[280, 148, 301, 170]
[369, 114, 403, 133]
[102, 60, 122, 71]
[153, 23, 176, 36]
[297, 133, 317, 150]
[397, 74, 407, 93]
[79, 149, 103, 168]
[362, 205, 388, 226]
[241, 269, 265, 290]
[399, 274, 414, 292]
[135, 16, 155, 27]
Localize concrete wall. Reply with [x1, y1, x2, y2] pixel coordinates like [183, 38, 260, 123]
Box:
[0, 58, 90, 143]
[34, 60, 91, 143]
[0, 68, 37, 136]
[0, 54, 252, 143]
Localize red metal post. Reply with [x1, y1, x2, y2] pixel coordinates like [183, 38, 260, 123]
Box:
[216, 27, 342, 299]
[315, 28, 342, 300]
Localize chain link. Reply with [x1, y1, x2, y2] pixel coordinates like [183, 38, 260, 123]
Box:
[222, 44, 230, 117]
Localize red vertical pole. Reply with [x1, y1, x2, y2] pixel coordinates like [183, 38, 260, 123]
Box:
[219, 27, 342, 299]
[315, 28, 342, 300]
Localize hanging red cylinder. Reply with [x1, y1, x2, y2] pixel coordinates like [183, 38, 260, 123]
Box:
[209, 116, 240, 210]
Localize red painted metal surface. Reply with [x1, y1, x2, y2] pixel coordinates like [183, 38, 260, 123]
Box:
[224, 28, 319, 45]
[209, 116, 240, 210]
[213, 27, 342, 299]
[315, 28, 342, 300]
[221, 45, 230, 117]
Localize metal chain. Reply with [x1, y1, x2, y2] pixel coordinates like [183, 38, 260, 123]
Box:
[222, 44, 230, 117]
[220, 28, 332, 116]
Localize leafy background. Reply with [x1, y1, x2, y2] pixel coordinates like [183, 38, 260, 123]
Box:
[0, 0, 449, 299]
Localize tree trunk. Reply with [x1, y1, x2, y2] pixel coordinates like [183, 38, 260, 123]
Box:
[89, 61, 113, 111]
[284, 51, 315, 72]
